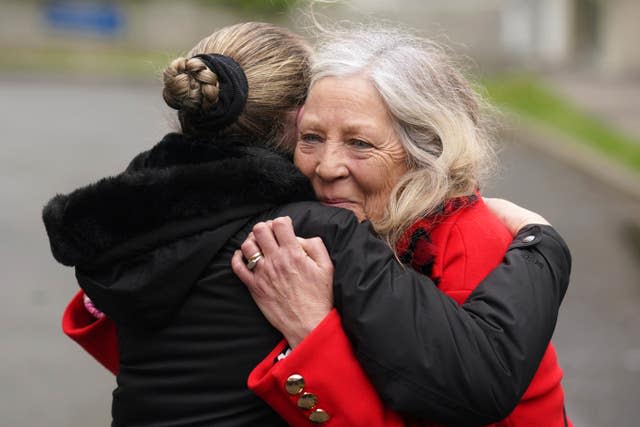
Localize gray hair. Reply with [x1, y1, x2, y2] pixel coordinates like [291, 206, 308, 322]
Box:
[310, 26, 497, 249]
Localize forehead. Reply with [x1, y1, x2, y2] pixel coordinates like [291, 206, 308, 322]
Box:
[304, 75, 391, 123]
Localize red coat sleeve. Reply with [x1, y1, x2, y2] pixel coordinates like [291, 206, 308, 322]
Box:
[248, 309, 406, 427]
[248, 200, 571, 427]
[62, 290, 119, 375]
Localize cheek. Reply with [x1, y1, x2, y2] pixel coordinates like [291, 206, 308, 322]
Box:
[293, 147, 315, 179]
[360, 160, 398, 192]
[362, 177, 393, 206]
[359, 160, 407, 217]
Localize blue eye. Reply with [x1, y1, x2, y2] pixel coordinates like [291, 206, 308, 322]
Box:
[349, 139, 373, 149]
[300, 133, 323, 143]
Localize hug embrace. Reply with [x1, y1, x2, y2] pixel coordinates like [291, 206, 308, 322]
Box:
[44, 22, 572, 427]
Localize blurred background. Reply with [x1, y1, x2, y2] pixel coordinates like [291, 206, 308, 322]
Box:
[1, 0, 639, 425]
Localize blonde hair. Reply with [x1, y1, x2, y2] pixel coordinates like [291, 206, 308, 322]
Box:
[163, 22, 312, 150]
[311, 27, 497, 249]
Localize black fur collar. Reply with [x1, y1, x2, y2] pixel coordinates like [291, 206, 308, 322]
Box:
[43, 133, 315, 266]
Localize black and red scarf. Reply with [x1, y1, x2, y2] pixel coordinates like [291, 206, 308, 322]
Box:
[395, 193, 478, 281]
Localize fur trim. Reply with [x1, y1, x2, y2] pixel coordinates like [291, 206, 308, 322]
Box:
[43, 133, 315, 266]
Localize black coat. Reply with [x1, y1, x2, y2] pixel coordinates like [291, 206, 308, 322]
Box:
[43, 133, 571, 426]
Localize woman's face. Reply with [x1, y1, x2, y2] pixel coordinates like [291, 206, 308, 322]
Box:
[294, 75, 409, 222]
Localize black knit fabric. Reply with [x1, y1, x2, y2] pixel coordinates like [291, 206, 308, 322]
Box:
[186, 53, 249, 133]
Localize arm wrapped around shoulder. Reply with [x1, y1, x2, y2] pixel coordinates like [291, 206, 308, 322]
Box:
[319, 208, 571, 424]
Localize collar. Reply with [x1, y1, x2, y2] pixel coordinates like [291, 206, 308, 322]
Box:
[43, 133, 315, 267]
[395, 193, 479, 277]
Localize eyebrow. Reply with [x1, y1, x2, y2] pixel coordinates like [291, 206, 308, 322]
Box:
[300, 114, 379, 134]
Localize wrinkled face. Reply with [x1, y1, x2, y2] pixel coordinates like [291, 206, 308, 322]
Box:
[294, 75, 409, 222]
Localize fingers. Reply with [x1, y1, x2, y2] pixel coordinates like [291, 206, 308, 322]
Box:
[249, 216, 300, 258]
[271, 217, 300, 249]
[483, 197, 550, 236]
[299, 237, 333, 271]
[240, 233, 264, 264]
[241, 217, 326, 271]
[231, 250, 254, 286]
[252, 221, 280, 257]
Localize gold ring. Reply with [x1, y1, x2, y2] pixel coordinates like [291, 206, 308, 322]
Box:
[246, 251, 264, 270]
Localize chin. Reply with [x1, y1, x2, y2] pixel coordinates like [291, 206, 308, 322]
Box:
[353, 210, 368, 222]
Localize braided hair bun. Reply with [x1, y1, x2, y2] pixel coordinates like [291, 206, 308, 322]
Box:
[162, 57, 220, 114]
[157, 23, 312, 148]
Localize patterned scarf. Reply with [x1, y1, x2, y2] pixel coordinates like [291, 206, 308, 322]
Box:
[395, 193, 478, 281]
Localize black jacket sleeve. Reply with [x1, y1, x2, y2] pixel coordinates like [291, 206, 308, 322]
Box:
[293, 205, 571, 425]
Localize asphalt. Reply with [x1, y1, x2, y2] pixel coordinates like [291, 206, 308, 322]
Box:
[1, 77, 639, 426]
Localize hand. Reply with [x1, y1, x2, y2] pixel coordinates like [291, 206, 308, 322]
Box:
[484, 197, 551, 236]
[231, 216, 334, 348]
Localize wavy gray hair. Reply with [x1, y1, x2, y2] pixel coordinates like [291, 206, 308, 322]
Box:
[310, 27, 497, 249]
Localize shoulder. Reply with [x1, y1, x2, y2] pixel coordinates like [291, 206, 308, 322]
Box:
[432, 197, 512, 251]
[431, 198, 513, 297]
[268, 202, 392, 275]
[271, 201, 369, 240]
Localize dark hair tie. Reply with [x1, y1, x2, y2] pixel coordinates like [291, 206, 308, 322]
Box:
[187, 53, 249, 133]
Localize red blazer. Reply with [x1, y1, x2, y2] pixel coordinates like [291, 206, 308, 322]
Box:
[61, 198, 572, 426]
[247, 198, 572, 427]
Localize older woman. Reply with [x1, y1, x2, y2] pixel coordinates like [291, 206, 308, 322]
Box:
[50, 23, 570, 427]
[233, 28, 573, 426]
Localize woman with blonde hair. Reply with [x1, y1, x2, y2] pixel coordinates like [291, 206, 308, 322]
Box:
[234, 27, 573, 426]
[44, 22, 570, 426]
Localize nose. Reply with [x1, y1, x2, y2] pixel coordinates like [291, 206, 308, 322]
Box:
[315, 143, 349, 181]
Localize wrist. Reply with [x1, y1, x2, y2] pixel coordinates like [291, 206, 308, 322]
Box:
[285, 323, 315, 349]
[514, 216, 550, 234]
[285, 310, 331, 349]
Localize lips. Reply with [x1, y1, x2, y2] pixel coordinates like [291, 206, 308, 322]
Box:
[318, 197, 365, 220]
[320, 198, 351, 204]
[319, 198, 356, 209]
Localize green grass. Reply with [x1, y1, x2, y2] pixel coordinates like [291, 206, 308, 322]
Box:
[481, 74, 640, 173]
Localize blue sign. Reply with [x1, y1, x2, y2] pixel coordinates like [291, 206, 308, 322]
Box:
[44, 1, 125, 36]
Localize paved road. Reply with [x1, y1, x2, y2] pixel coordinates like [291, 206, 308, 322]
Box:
[2, 78, 639, 426]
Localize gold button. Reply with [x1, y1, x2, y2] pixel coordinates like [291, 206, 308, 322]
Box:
[297, 392, 318, 410]
[285, 374, 305, 395]
[309, 408, 330, 423]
